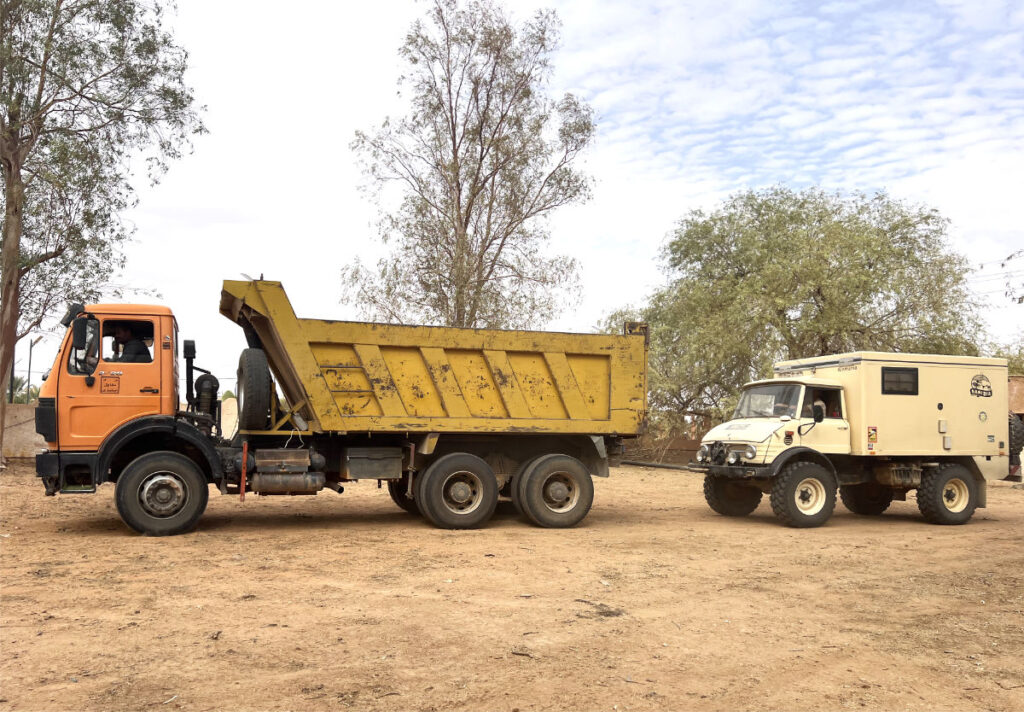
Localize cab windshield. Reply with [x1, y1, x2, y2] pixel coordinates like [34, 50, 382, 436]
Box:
[733, 383, 803, 419]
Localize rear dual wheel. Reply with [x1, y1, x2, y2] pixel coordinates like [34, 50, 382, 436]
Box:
[512, 454, 594, 528]
[415, 453, 498, 529]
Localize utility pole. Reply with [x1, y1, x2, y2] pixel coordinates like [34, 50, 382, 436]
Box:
[26, 335, 43, 403]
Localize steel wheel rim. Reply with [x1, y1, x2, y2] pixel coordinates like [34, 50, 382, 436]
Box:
[541, 471, 580, 513]
[440, 470, 483, 515]
[138, 471, 190, 518]
[943, 477, 970, 513]
[794, 477, 826, 515]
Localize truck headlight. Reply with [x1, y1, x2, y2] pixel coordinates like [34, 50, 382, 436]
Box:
[743, 445, 757, 460]
[696, 444, 709, 463]
[727, 450, 741, 465]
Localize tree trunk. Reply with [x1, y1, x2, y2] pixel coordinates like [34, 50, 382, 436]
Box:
[0, 161, 26, 467]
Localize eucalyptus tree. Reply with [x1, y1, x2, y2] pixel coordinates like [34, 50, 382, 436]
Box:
[346, 0, 594, 329]
[1, 0, 203, 461]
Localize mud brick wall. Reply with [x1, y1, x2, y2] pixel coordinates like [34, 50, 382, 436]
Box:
[2, 404, 44, 459]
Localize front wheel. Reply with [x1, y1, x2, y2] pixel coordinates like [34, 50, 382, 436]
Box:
[703, 475, 762, 516]
[115, 452, 209, 536]
[770, 461, 837, 528]
[917, 464, 978, 525]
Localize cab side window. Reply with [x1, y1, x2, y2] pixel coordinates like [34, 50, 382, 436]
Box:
[102, 320, 154, 364]
[801, 389, 843, 418]
[67, 319, 99, 375]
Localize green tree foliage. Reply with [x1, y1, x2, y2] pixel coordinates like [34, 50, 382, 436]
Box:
[345, 0, 594, 329]
[620, 186, 982, 425]
[993, 334, 1024, 375]
[1, 0, 203, 461]
[6, 374, 38, 403]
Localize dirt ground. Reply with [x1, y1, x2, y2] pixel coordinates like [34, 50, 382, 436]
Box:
[2, 460, 1023, 712]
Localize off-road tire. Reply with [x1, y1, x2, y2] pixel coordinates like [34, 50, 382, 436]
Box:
[518, 454, 595, 528]
[1009, 413, 1024, 458]
[387, 477, 418, 514]
[839, 483, 893, 516]
[417, 453, 498, 529]
[703, 475, 762, 516]
[770, 461, 837, 528]
[917, 463, 978, 525]
[236, 348, 272, 431]
[115, 451, 209, 536]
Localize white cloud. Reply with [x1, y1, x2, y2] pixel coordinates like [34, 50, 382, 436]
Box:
[17, 0, 1024, 388]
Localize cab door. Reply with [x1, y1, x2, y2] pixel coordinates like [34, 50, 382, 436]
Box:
[797, 387, 851, 455]
[59, 316, 163, 451]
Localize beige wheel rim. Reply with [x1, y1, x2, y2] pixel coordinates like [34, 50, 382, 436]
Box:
[794, 477, 826, 516]
[942, 478, 970, 513]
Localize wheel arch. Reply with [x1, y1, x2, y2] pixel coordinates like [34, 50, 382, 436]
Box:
[97, 416, 223, 484]
[768, 447, 836, 479]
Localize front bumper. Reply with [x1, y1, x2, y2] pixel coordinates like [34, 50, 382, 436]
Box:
[687, 462, 769, 480]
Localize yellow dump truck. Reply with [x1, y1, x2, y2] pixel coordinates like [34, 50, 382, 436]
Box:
[34, 280, 648, 535]
[688, 352, 1023, 528]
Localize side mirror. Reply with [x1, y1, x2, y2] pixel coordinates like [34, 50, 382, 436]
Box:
[813, 404, 825, 423]
[72, 317, 89, 350]
[184, 340, 196, 359]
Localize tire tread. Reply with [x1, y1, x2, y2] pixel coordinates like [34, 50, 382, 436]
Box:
[769, 460, 837, 528]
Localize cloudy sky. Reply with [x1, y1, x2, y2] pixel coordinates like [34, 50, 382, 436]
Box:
[17, 0, 1024, 390]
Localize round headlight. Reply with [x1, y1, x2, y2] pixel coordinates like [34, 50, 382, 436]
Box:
[743, 445, 757, 460]
[727, 450, 741, 465]
[697, 444, 709, 463]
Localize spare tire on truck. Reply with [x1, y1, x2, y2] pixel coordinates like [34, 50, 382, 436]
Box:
[237, 348, 272, 431]
[1010, 413, 1024, 458]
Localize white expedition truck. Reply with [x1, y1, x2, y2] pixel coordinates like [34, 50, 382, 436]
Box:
[688, 352, 1024, 528]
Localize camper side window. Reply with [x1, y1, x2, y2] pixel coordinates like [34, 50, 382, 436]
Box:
[882, 367, 918, 395]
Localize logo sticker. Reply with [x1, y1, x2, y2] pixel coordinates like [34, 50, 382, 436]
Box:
[867, 426, 878, 443]
[970, 374, 993, 398]
[100, 376, 120, 394]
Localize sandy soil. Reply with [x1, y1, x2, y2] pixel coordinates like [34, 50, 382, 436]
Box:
[2, 460, 1023, 712]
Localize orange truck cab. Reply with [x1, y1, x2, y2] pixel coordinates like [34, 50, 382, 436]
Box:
[34, 281, 649, 537]
[35, 302, 223, 500]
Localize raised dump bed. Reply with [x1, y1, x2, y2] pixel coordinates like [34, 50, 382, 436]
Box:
[219, 280, 648, 437]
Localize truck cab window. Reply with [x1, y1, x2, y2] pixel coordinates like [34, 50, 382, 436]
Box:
[103, 320, 154, 363]
[733, 383, 802, 419]
[67, 319, 100, 375]
[801, 388, 843, 418]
